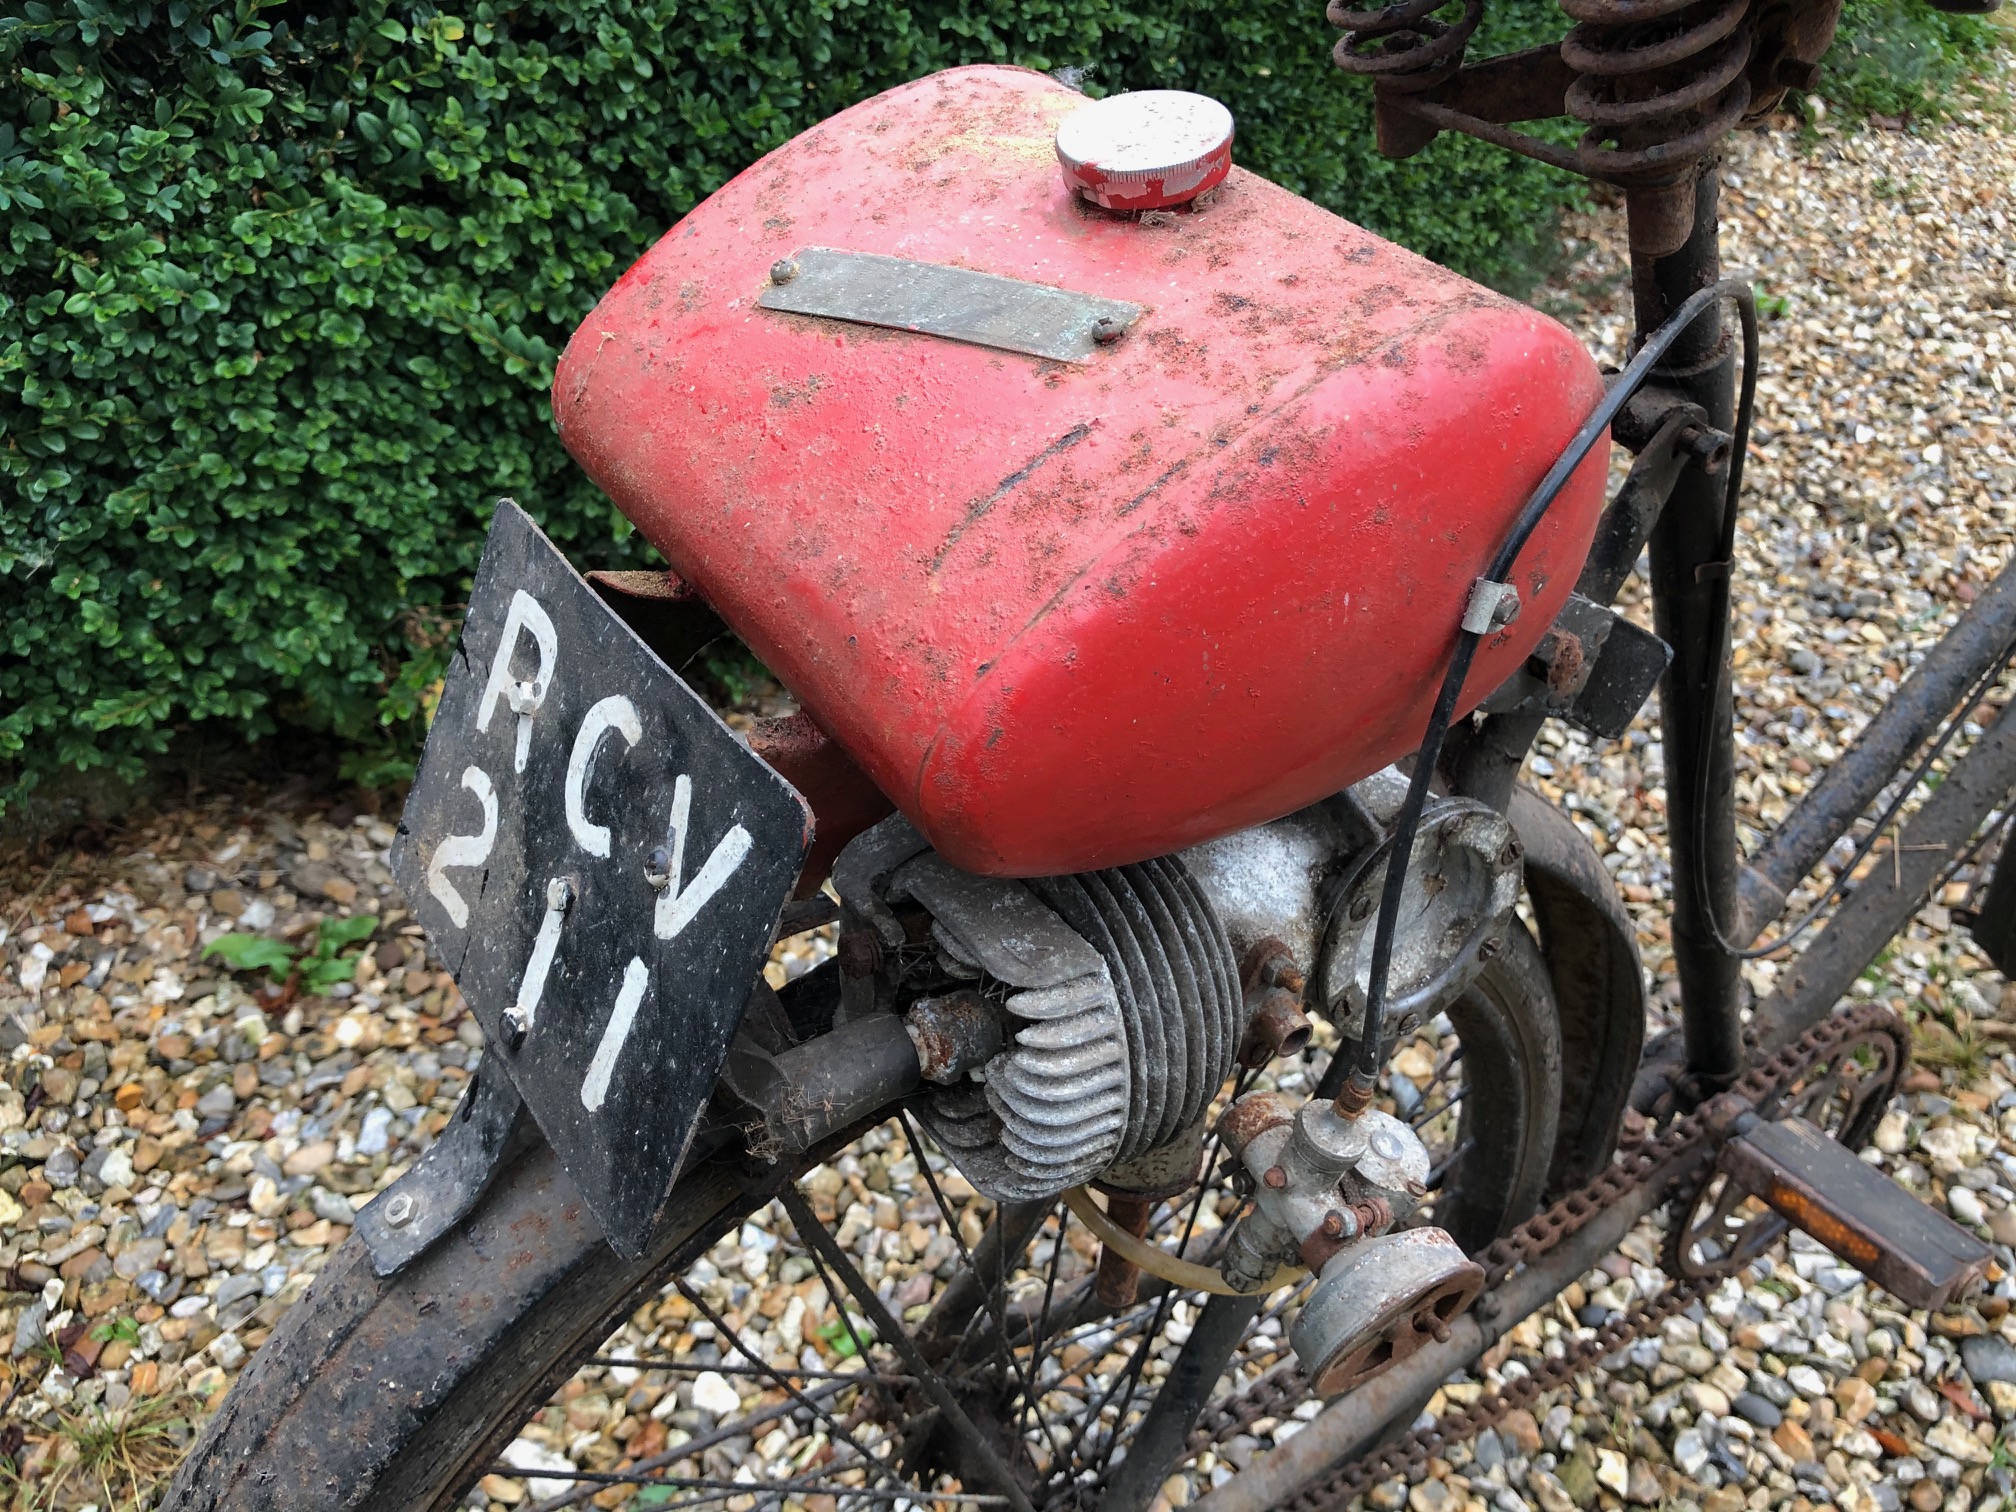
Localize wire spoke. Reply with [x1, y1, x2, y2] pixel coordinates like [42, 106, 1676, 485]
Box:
[899, 1109, 1048, 1425]
[582, 1357, 912, 1383]
[1426, 1135, 1475, 1191]
[1411, 1085, 1469, 1129]
[672, 1275, 901, 1497]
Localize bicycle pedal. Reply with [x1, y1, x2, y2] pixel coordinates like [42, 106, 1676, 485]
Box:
[1720, 1114, 1993, 1311]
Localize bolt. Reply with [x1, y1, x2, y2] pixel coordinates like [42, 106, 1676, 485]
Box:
[1263, 1165, 1288, 1190]
[501, 1006, 529, 1052]
[770, 258, 800, 285]
[1091, 315, 1126, 345]
[1497, 838, 1523, 869]
[546, 877, 574, 912]
[1678, 423, 1734, 472]
[385, 1192, 417, 1229]
[645, 845, 673, 891]
[1478, 935, 1503, 961]
[1395, 1012, 1421, 1038]
[1405, 1178, 1429, 1198]
[1426, 1315, 1453, 1344]
[1319, 1209, 1347, 1238]
[1349, 893, 1375, 923]
[1371, 1128, 1406, 1161]
[838, 930, 882, 979]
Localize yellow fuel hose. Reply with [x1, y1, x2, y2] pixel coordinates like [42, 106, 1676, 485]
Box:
[1062, 1187, 1306, 1297]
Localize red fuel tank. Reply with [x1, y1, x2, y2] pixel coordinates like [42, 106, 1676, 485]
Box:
[554, 66, 1608, 877]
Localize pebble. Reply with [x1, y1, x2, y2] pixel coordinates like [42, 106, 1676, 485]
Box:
[1674, 1427, 1710, 1478]
[690, 1369, 742, 1418]
[1595, 1447, 1629, 1497]
[1732, 1391, 1783, 1427]
[1962, 1335, 2016, 1383]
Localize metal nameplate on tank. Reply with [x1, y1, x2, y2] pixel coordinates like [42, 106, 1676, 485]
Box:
[758, 248, 1143, 363]
[390, 500, 811, 1258]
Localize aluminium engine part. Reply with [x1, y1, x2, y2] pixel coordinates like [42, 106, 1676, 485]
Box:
[1290, 1227, 1486, 1397]
[875, 840, 1244, 1202]
[1181, 769, 1405, 975]
[1313, 796, 1522, 1039]
[1213, 1090, 1438, 1293]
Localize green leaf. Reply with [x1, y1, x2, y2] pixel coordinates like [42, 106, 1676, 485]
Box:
[316, 914, 379, 953]
[201, 933, 297, 976]
[298, 954, 359, 993]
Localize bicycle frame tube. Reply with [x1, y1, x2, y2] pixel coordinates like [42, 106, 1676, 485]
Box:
[1629, 172, 1747, 1093]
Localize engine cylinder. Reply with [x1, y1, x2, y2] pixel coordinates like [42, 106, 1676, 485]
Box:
[869, 827, 1244, 1201]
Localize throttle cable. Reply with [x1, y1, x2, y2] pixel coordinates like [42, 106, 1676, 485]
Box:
[1319, 279, 1761, 1106]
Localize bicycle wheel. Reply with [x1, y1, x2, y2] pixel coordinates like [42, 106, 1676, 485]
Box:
[163, 930, 1564, 1512]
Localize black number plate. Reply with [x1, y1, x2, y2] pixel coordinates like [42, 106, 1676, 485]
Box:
[390, 501, 811, 1257]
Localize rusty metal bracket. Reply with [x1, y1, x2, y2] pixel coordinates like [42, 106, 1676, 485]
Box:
[1479, 592, 1671, 739]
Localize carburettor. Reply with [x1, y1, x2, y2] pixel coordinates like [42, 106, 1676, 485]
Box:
[1217, 1089, 1484, 1395]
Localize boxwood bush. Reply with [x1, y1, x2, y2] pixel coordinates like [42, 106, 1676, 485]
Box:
[0, 0, 1996, 808]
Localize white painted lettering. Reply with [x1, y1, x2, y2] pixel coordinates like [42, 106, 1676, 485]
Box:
[426, 766, 499, 929]
[564, 695, 643, 859]
[475, 589, 560, 773]
[509, 877, 574, 1034]
[652, 773, 754, 942]
[581, 956, 650, 1112]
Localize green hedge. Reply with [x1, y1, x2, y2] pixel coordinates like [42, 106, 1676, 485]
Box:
[0, 0, 1987, 807]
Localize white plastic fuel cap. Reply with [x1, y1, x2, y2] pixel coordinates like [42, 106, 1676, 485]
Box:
[1054, 90, 1235, 212]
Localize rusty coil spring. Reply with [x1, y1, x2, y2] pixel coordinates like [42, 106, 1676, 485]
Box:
[1186, 1002, 1910, 1504]
[1559, 0, 1755, 177]
[1326, 0, 1483, 93]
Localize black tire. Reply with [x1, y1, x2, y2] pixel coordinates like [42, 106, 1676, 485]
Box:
[163, 1138, 762, 1512]
[165, 923, 1566, 1511]
[1429, 918, 1564, 1253]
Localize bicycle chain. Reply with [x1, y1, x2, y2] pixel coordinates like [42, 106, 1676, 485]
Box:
[1188, 1003, 1908, 1506]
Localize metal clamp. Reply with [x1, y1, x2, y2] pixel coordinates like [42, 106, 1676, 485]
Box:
[356, 1065, 540, 1277]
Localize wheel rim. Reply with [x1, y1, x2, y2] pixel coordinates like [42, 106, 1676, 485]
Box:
[470, 945, 1561, 1510]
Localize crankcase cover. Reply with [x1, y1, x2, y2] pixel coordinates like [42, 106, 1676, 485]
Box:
[554, 66, 1608, 877]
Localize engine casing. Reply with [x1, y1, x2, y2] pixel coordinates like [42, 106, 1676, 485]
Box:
[554, 66, 1607, 877]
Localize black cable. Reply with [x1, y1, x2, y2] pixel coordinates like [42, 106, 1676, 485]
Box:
[1319, 278, 1760, 1104]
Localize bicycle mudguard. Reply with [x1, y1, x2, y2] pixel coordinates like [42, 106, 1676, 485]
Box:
[1507, 785, 1646, 1196]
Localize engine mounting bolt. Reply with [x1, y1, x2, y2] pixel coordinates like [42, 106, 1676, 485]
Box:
[838, 930, 882, 979]
[1263, 1165, 1288, 1190]
[770, 258, 800, 285]
[1348, 893, 1375, 922]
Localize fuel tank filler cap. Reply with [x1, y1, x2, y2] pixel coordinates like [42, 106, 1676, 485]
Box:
[1054, 90, 1234, 211]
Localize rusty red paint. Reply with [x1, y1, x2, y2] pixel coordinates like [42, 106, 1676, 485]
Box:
[748, 712, 895, 897]
[555, 66, 1609, 877]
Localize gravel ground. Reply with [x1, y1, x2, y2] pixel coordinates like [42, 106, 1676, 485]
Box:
[2, 88, 2014, 1512]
